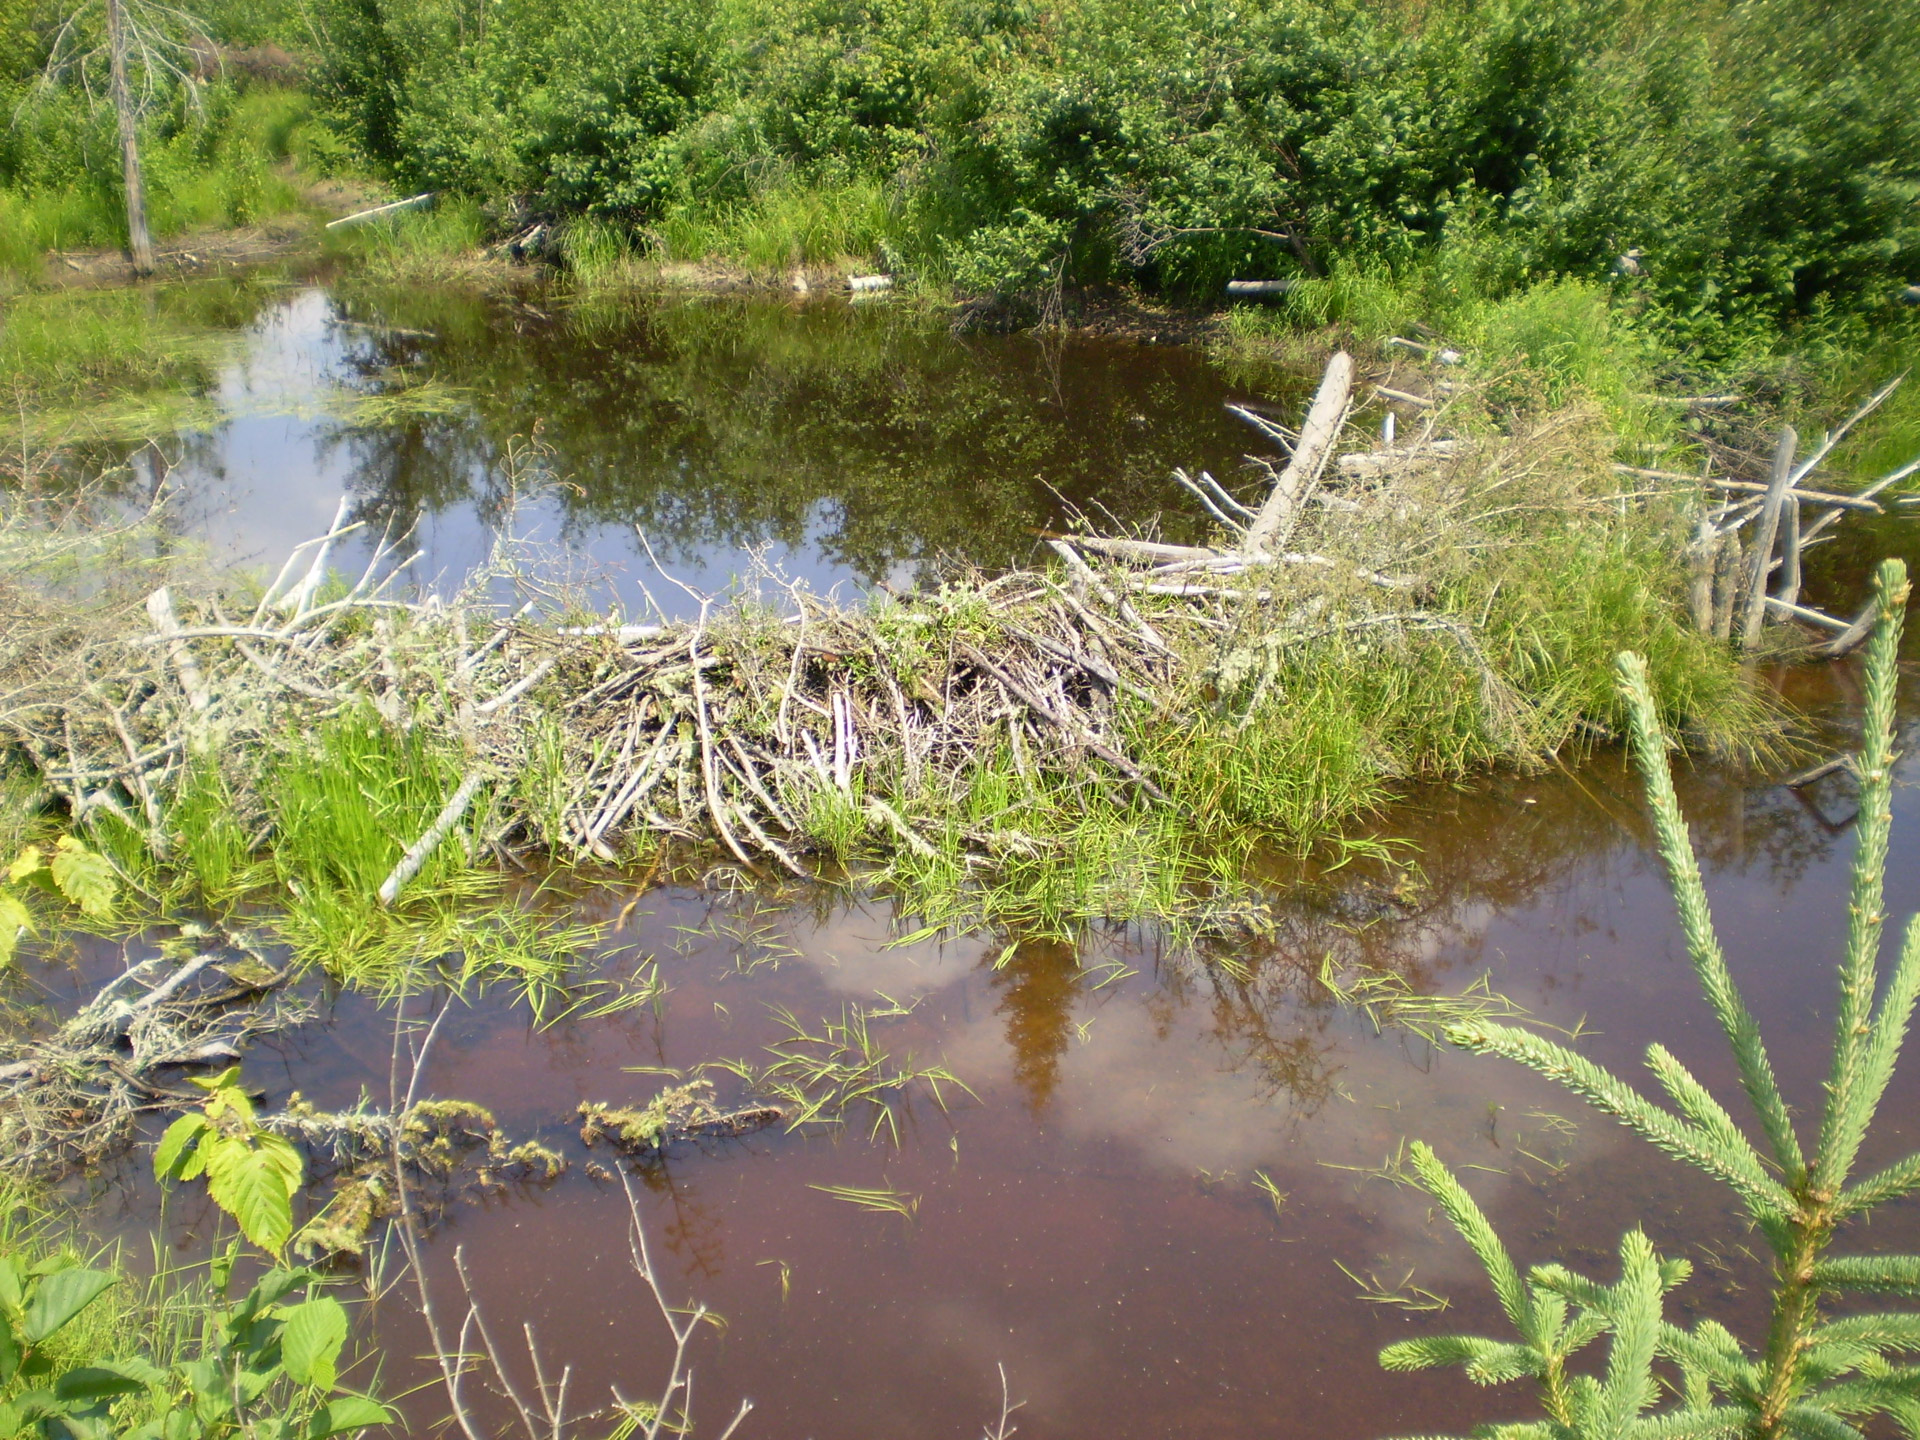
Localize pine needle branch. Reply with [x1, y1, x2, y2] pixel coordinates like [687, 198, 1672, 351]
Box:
[1815, 559, 1910, 1193]
[1614, 652, 1806, 1186]
[1447, 1020, 1795, 1220]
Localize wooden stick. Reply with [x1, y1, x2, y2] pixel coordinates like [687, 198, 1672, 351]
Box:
[957, 643, 1168, 802]
[1778, 499, 1802, 612]
[1688, 518, 1716, 635]
[1740, 427, 1798, 649]
[1611, 466, 1877, 512]
[1781, 754, 1852, 788]
[1800, 454, 1920, 547]
[1712, 533, 1741, 641]
[1055, 533, 1220, 564]
[325, 192, 436, 229]
[1811, 598, 1880, 659]
[1245, 352, 1353, 556]
[1765, 597, 1850, 631]
[378, 773, 485, 905]
[145, 587, 211, 713]
[1788, 373, 1904, 486]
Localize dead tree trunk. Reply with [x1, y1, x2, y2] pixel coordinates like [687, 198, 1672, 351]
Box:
[106, 0, 155, 278]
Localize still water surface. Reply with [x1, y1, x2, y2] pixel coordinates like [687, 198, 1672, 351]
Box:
[164, 283, 1279, 614]
[72, 281, 1920, 1438]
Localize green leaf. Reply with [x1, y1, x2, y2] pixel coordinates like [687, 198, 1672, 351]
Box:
[306, 1395, 393, 1437]
[240, 1267, 315, 1315]
[0, 1310, 15, 1385]
[153, 1113, 211, 1182]
[0, 892, 32, 967]
[279, 1297, 348, 1390]
[49, 838, 117, 919]
[7, 846, 44, 883]
[54, 1360, 164, 1403]
[23, 1268, 116, 1344]
[204, 1139, 298, 1257]
[0, 1253, 25, 1314]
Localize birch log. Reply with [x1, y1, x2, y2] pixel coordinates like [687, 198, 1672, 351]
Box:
[1243, 351, 1352, 557]
[378, 773, 485, 905]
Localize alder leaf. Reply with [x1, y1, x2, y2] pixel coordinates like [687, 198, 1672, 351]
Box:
[153, 1113, 211, 1182]
[49, 839, 117, 919]
[279, 1297, 348, 1390]
[0, 893, 31, 967]
[205, 1138, 298, 1258]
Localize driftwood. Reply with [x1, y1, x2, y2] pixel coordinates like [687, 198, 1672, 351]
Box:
[1741, 428, 1799, 649]
[325, 192, 436, 230]
[0, 933, 303, 1174]
[379, 772, 487, 905]
[1649, 373, 1919, 649]
[1244, 351, 1352, 555]
[1, 349, 1908, 911]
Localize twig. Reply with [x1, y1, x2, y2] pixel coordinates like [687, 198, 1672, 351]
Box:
[378, 773, 486, 906]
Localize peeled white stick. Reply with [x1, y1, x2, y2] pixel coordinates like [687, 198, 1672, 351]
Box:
[1244, 351, 1352, 556]
[1740, 426, 1798, 649]
[378, 773, 485, 906]
[146, 587, 211, 713]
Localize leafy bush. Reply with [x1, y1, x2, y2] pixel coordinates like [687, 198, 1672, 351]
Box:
[0, 1066, 389, 1438]
[302, 0, 1917, 351]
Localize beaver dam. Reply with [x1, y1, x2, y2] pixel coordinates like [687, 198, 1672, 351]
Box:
[9, 352, 1908, 904]
[2, 293, 1919, 1437]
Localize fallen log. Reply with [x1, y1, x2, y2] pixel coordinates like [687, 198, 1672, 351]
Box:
[1244, 351, 1352, 556]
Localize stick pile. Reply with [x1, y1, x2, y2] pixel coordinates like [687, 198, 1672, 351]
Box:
[0, 354, 1902, 895]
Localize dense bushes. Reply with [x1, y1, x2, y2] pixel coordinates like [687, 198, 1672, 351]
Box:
[303, 0, 1917, 351]
[5, 0, 1916, 353]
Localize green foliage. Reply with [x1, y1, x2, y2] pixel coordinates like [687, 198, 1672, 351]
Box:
[1386, 559, 1920, 1440]
[0, 82, 341, 275]
[0, 1219, 387, 1439]
[300, 0, 1915, 350]
[155, 1066, 304, 1258]
[0, 836, 120, 960]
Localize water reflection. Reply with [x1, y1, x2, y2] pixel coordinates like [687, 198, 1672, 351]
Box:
[152, 283, 1298, 612]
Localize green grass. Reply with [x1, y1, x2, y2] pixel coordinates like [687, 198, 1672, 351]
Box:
[0, 289, 227, 440]
[322, 196, 492, 280]
[0, 86, 335, 285]
[642, 176, 906, 278]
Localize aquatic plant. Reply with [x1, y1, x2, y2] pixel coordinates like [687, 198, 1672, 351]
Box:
[1382, 558, 1920, 1440]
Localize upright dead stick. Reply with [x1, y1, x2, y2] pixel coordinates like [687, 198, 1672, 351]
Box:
[1244, 352, 1352, 557]
[1778, 498, 1803, 611]
[1740, 426, 1798, 649]
[1688, 517, 1717, 636]
[378, 773, 485, 905]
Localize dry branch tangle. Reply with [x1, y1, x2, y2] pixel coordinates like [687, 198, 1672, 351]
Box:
[1, 352, 1900, 885]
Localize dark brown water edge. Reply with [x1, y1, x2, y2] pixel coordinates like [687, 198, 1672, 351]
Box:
[36, 657, 1918, 1440]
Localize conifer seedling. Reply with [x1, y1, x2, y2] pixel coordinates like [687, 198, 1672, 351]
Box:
[1384, 558, 1920, 1440]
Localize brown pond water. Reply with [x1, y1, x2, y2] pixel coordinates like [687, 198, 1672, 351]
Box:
[54, 281, 1920, 1438]
[51, 668, 1919, 1440]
